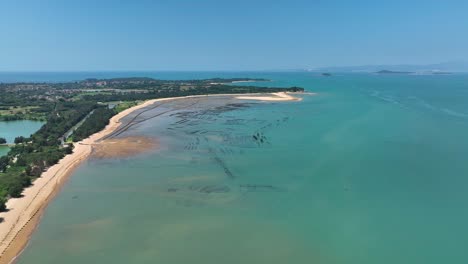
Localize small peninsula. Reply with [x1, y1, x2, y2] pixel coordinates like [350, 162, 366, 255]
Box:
[376, 70, 413, 74]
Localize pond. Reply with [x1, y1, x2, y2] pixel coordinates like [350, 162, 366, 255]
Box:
[0, 119, 44, 144]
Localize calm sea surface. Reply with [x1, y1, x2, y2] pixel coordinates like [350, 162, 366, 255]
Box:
[10, 72, 468, 264]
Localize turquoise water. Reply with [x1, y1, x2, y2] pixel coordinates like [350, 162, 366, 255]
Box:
[0, 146, 8, 157]
[0, 120, 44, 144]
[0, 120, 44, 156]
[16, 73, 468, 264]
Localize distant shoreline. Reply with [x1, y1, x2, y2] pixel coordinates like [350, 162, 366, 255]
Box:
[0, 91, 303, 264]
[209, 79, 270, 85]
[236, 92, 304, 101]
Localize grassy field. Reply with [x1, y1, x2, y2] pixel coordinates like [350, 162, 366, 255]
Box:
[114, 101, 139, 113]
[71, 91, 113, 101]
[0, 106, 46, 121]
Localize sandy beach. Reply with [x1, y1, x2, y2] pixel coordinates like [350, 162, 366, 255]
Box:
[0, 92, 302, 264]
[236, 92, 302, 101]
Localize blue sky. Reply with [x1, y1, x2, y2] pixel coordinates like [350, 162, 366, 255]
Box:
[1, 0, 467, 71]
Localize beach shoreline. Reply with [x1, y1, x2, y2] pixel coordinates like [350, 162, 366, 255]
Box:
[0, 91, 302, 264]
[236, 92, 303, 101]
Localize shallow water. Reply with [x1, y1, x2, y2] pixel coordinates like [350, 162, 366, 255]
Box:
[16, 72, 468, 264]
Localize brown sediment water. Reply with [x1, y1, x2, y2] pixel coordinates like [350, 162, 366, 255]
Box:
[92, 136, 159, 159]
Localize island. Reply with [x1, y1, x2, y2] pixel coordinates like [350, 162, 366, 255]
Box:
[376, 70, 414, 74]
[431, 71, 452, 75]
[376, 70, 454, 75]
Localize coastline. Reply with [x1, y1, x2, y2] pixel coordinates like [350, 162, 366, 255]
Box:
[236, 92, 303, 101]
[0, 91, 302, 264]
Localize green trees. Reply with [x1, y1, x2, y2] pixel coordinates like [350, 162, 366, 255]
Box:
[0, 196, 6, 211]
[72, 107, 115, 142]
[0, 101, 97, 210]
[25, 163, 44, 177]
[80, 84, 304, 103]
[0, 138, 6, 144]
[64, 144, 74, 154]
[0, 168, 32, 199]
[0, 156, 8, 172]
[14, 136, 25, 144]
[7, 179, 26, 198]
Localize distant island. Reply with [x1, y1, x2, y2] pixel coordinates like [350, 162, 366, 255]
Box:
[431, 71, 452, 75]
[321, 73, 332, 77]
[376, 70, 453, 75]
[81, 77, 270, 86]
[208, 78, 269, 84]
[376, 70, 413, 74]
[314, 61, 468, 73]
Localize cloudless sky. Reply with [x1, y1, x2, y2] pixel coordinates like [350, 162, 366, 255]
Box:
[1, 0, 467, 71]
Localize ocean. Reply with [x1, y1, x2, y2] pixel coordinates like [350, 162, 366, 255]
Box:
[8, 72, 468, 264]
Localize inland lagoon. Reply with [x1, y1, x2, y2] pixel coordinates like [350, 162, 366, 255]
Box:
[0, 120, 44, 156]
[0, 120, 44, 144]
[0, 146, 8, 157]
[12, 72, 468, 264]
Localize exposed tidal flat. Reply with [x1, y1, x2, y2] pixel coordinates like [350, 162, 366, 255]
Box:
[9, 72, 468, 264]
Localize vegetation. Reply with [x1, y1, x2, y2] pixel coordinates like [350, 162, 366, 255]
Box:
[0, 138, 6, 144]
[72, 107, 115, 142]
[0, 100, 96, 204]
[377, 70, 413, 74]
[0, 106, 46, 121]
[0, 156, 8, 172]
[0, 77, 304, 210]
[114, 101, 139, 113]
[14, 136, 25, 144]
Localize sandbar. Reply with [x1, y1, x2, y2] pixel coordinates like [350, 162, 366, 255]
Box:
[236, 92, 302, 101]
[0, 92, 303, 263]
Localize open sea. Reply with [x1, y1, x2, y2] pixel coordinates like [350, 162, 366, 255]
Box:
[5, 72, 468, 264]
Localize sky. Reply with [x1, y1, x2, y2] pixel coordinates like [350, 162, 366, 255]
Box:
[0, 0, 467, 71]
